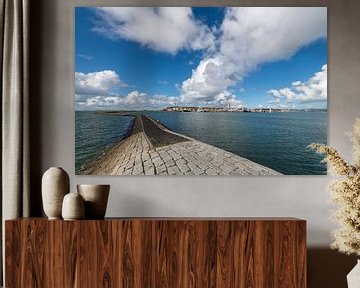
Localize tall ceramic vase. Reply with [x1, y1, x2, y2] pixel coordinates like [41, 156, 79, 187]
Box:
[42, 167, 70, 219]
[347, 260, 360, 287]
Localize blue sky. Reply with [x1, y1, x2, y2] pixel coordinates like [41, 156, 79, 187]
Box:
[75, 7, 327, 110]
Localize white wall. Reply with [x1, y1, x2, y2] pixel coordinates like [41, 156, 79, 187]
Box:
[30, 0, 360, 249]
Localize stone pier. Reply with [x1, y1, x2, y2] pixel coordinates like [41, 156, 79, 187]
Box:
[84, 114, 282, 176]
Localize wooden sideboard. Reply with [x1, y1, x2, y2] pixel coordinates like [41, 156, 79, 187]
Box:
[5, 218, 306, 287]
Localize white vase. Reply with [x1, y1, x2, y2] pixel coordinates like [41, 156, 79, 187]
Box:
[42, 167, 70, 219]
[77, 184, 110, 219]
[347, 260, 360, 288]
[62, 192, 85, 220]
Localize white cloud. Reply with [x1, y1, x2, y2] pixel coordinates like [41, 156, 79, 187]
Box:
[214, 91, 244, 108]
[219, 7, 326, 68]
[181, 56, 237, 103]
[76, 91, 180, 110]
[149, 94, 179, 107]
[78, 91, 147, 108]
[78, 54, 93, 61]
[268, 64, 327, 104]
[75, 70, 127, 95]
[181, 7, 327, 105]
[93, 7, 215, 54]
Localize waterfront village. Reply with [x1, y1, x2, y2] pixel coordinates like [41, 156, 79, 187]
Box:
[162, 106, 326, 113]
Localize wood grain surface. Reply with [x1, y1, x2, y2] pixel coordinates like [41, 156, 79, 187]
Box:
[6, 218, 306, 287]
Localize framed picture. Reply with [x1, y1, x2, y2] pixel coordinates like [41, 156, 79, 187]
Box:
[75, 7, 327, 176]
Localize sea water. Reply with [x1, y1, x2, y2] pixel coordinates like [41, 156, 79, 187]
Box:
[75, 111, 134, 173]
[76, 111, 327, 175]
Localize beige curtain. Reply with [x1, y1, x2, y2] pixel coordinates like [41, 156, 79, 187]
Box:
[0, 0, 30, 284]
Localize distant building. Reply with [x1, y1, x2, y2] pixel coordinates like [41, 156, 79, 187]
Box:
[162, 106, 327, 113]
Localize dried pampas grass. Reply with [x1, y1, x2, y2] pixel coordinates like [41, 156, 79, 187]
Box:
[309, 118, 360, 256]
